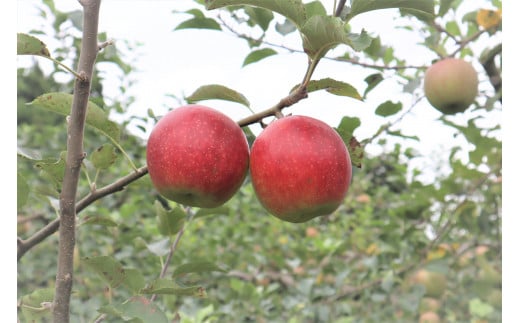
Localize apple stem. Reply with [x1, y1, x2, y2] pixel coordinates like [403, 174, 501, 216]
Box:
[273, 109, 284, 119]
[236, 45, 324, 129]
[302, 57, 321, 88]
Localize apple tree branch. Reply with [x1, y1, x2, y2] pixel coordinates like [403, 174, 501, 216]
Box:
[53, 0, 102, 322]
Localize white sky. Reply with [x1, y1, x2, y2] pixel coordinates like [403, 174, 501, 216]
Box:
[8, 0, 519, 320]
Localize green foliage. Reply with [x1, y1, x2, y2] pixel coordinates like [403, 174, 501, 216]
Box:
[242, 48, 278, 66]
[304, 78, 362, 100]
[29, 92, 121, 143]
[375, 100, 403, 117]
[155, 201, 186, 237]
[186, 84, 251, 109]
[174, 9, 222, 31]
[346, 0, 435, 22]
[17, 33, 51, 57]
[98, 296, 169, 323]
[17, 0, 501, 322]
[18, 288, 54, 322]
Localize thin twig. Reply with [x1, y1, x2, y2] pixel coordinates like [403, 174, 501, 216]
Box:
[217, 14, 426, 71]
[449, 29, 486, 57]
[361, 95, 425, 146]
[237, 83, 308, 127]
[17, 214, 46, 224]
[334, 0, 347, 17]
[150, 207, 195, 302]
[98, 39, 114, 51]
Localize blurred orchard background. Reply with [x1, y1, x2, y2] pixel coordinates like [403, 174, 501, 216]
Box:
[15, 0, 510, 322]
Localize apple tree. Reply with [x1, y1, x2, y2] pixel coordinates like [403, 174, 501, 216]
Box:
[17, 0, 502, 322]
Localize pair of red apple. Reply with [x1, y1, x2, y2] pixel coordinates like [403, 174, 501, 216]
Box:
[146, 105, 352, 223]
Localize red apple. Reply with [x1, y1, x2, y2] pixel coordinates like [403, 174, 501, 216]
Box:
[423, 58, 479, 114]
[250, 115, 352, 223]
[146, 104, 249, 208]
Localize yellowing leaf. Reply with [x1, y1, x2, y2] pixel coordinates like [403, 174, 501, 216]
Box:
[278, 236, 288, 245]
[476, 8, 502, 29]
[315, 272, 324, 284]
[427, 245, 448, 261]
[17, 33, 51, 57]
[365, 243, 379, 255]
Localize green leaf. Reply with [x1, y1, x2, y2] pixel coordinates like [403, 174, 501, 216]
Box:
[375, 100, 402, 117]
[155, 201, 186, 237]
[17, 33, 51, 57]
[305, 78, 362, 100]
[175, 17, 221, 30]
[141, 278, 207, 297]
[17, 172, 29, 209]
[29, 92, 121, 144]
[19, 288, 54, 323]
[244, 6, 274, 31]
[146, 238, 171, 257]
[242, 48, 278, 67]
[80, 215, 118, 227]
[381, 271, 395, 293]
[275, 18, 297, 35]
[70, 10, 84, 30]
[438, 0, 456, 17]
[387, 129, 419, 141]
[348, 136, 364, 169]
[122, 269, 147, 295]
[98, 296, 169, 323]
[242, 126, 257, 148]
[337, 116, 361, 135]
[301, 16, 372, 59]
[445, 21, 461, 36]
[186, 84, 250, 108]
[424, 259, 450, 275]
[175, 9, 221, 30]
[363, 73, 383, 98]
[194, 206, 230, 219]
[348, 30, 374, 52]
[346, 0, 435, 22]
[194, 305, 216, 323]
[17, 146, 42, 160]
[442, 118, 489, 148]
[403, 77, 421, 94]
[206, 0, 307, 29]
[469, 298, 494, 318]
[83, 256, 126, 288]
[304, 1, 327, 18]
[90, 143, 118, 169]
[172, 261, 227, 278]
[399, 8, 435, 22]
[335, 125, 364, 169]
[383, 47, 395, 65]
[35, 151, 67, 189]
[363, 35, 383, 59]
